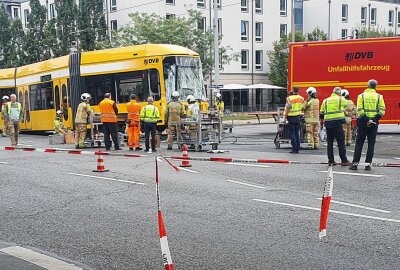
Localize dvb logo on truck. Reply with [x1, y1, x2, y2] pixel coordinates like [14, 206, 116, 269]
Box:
[345, 51, 373, 62]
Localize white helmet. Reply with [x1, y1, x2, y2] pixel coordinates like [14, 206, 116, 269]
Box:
[186, 95, 195, 103]
[341, 89, 349, 97]
[56, 110, 62, 114]
[306, 87, 316, 95]
[81, 93, 91, 101]
[171, 91, 180, 98]
[2, 95, 9, 100]
[215, 93, 222, 99]
[333, 87, 342, 95]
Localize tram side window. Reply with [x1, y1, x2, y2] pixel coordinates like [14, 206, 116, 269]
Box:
[29, 82, 54, 110]
[149, 69, 160, 101]
[84, 74, 113, 105]
[116, 71, 148, 103]
[0, 88, 15, 99]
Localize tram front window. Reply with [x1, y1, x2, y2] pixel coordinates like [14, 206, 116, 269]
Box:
[164, 56, 205, 101]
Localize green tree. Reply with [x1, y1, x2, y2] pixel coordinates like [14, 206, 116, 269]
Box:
[353, 26, 395, 38]
[9, 19, 26, 67]
[307, 27, 328, 41]
[109, 10, 237, 78]
[0, 5, 12, 68]
[25, 0, 49, 63]
[55, 0, 78, 56]
[44, 19, 58, 57]
[78, 0, 108, 51]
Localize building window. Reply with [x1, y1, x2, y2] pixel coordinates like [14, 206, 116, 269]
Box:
[398, 11, 400, 28]
[110, 0, 117, 12]
[241, 50, 248, 70]
[255, 22, 262, 42]
[389, 10, 394, 27]
[280, 24, 287, 37]
[197, 0, 205, 8]
[255, 50, 263, 71]
[12, 7, 20, 19]
[218, 18, 222, 35]
[241, 0, 248, 12]
[49, 3, 56, 19]
[341, 29, 347, 39]
[255, 0, 262, 14]
[241, 20, 249, 41]
[198, 17, 206, 32]
[342, 4, 348, 23]
[280, 0, 287, 16]
[212, 0, 221, 9]
[361, 7, 367, 24]
[371, 8, 377, 26]
[166, 14, 175, 19]
[24, 9, 29, 27]
[166, 0, 174, 5]
[110, 20, 117, 40]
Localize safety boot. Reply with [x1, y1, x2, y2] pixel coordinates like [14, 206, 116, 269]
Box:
[349, 163, 358, 170]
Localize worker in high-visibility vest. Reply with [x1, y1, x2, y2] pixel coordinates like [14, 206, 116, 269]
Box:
[99, 93, 121, 151]
[54, 110, 66, 135]
[140, 96, 160, 153]
[165, 91, 184, 150]
[341, 89, 356, 146]
[126, 94, 142, 151]
[284, 86, 304, 153]
[3, 94, 22, 146]
[301, 87, 320, 150]
[74, 93, 94, 149]
[214, 93, 224, 117]
[1, 95, 9, 137]
[349, 79, 385, 171]
[320, 87, 350, 165]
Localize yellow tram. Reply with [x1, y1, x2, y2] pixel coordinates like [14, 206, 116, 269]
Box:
[0, 44, 206, 132]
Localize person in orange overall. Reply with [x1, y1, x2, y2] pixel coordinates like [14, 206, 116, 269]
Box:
[99, 93, 121, 151]
[126, 94, 142, 151]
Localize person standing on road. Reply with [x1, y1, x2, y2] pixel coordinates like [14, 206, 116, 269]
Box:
[1, 95, 9, 137]
[214, 93, 224, 117]
[284, 86, 304, 153]
[349, 79, 385, 171]
[341, 89, 356, 146]
[302, 87, 320, 150]
[165, 91, 184, 150]
[3, 94, 22, 146]
[99, 93, 121, 151]
[320, 87, 350, 165]
[140, 97, 160, 153]
[74, 93, 94, 149]
[126, 94, 142, 151]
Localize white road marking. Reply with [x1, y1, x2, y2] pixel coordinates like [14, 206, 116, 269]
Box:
[226, 180, 265, 189]
[69, 173, 146, 185]
[318, 171, 383, 178]
[395, 158, 400, 160]
[253, 199, 400, 223]
[224, 163, 271, 168]
[178, 167, 198, 174]
[0, 246, 82, 270]
[0, 161, 7, 164]
[17, 144, 34, 147]
[315, 198, 390, 213]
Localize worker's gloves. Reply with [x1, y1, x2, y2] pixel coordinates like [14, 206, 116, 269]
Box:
[367, 119, 376, 127]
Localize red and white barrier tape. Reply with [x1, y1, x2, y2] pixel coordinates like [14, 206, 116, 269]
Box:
[319, 165, 334, 239]
[3, 146, 145, 158]
[4, 146, 400, 168]
[156, 157, 176, 270]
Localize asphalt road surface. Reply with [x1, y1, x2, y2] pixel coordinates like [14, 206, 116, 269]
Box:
[0, 124, 399, 269]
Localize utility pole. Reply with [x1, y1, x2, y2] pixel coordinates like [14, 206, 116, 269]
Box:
[213, 0, 219, 87]
[291, 0, 295, 42]
[328, 0, 331, 40]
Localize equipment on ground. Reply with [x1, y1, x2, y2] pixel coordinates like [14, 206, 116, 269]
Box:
[274, 107, 306, 149]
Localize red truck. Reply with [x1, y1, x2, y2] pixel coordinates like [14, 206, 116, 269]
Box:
[288, 37, 400, 124]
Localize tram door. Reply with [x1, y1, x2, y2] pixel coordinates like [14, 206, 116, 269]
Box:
[54, 78, 72, 129]
[18, 86, 32, 130]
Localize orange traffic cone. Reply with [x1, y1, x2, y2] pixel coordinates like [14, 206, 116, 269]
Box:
[93, 149, 109, 172]
[180, 144, 192, 167]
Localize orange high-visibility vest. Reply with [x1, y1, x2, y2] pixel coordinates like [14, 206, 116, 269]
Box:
[126, 100, 141, 122]
[99, 98, 117, 123]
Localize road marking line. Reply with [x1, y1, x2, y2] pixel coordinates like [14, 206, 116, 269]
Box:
[318, 171, 383, 178]
[224, 163, 271, 168]
[0, 246, 82, 270]
[226, 180, 265, 189]
[178, 167, 198, 173]
[0, 161, 7, 164]
[253, 199, 400, 223]
[395, 158, 400, 160]
[69, 173, 146, 185]
[315, 198, 390, 213]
